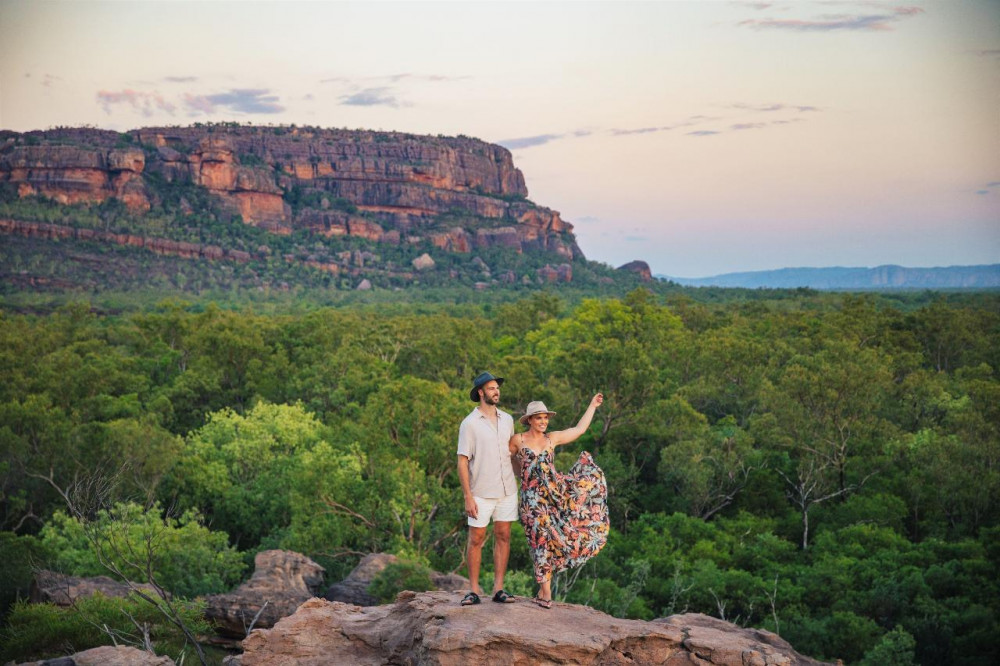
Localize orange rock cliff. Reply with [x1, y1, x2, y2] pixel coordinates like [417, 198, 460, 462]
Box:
[0, 125, 582, 265]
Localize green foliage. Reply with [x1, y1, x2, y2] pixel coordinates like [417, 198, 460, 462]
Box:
[0, 594, 210, 664]
[367, 560, 435, 603]
[164, 401, 328, 550]
[38, 502, 245, 598]
[858, 625, 917, 666]
[0, 532, 48, 621]
[1, 289, 999, 665]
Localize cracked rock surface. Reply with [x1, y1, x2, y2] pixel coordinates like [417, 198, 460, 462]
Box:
[239, 592, 836, 665]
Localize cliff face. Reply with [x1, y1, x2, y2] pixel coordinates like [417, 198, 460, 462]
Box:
[0, 126, 580, 263]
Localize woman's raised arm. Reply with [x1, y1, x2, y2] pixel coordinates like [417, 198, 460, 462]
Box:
[549, 393, 603, 447]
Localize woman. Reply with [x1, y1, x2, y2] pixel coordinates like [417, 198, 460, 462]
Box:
[508, 393, 609, 609]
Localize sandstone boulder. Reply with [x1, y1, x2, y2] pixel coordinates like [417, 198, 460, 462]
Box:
[653, 613, 827, 666]
[203, 550, 325, 639]
[15, 645, 176, 666]
[240, 592, 836, 666]
[412, 253, 436, 271]
[324, 553, 469, 607]
[30, 570, 160, 607]
[618, 259, 654, 282]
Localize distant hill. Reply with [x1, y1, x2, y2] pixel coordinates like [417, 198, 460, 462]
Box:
[662, 265, 1000, 290]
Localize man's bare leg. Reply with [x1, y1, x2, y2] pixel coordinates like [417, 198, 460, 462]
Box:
[466, 526, 488, 596]
[492, 521, 511, 593]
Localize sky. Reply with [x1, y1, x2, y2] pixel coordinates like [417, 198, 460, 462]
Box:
[1, 0, 998, 278]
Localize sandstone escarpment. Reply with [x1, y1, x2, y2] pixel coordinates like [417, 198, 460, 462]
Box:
[1, 139, 150, 212]
[0, 125, 580, 263]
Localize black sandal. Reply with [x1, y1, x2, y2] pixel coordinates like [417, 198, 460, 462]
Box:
[533, 596, 552, 609]
[492, 589, 515, 603]
[460, 591, 481, 606]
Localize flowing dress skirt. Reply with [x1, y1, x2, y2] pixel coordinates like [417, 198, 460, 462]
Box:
[518, 446, 610, 583]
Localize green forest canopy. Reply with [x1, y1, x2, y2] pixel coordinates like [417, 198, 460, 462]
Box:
[1, 289, 998, 665]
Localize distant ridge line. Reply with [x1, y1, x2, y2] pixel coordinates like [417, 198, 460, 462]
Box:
[660, 264, 1000, 290]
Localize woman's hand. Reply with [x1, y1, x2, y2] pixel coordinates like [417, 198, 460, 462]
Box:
[590, 393, 604, 410]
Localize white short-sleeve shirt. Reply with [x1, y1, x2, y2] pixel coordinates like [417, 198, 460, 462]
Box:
[457, 406, 517, 499]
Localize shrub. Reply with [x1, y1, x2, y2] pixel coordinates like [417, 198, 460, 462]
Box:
[367, 560, 435, 603]
[0, 532, 49, 622]
[39, 502, 245, 598]
[0, 594, 209, 664]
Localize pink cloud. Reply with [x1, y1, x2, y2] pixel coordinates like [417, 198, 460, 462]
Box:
[738, 6, 924, 32]
[96, 89, 176, 116]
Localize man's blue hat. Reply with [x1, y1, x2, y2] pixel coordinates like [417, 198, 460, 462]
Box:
[470, 371, 505, 402]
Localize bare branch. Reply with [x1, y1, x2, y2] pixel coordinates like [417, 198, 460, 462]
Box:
[244, 600, 270, 637]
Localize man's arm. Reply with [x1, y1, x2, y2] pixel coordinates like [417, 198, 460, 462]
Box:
[457, 454, 478, 520]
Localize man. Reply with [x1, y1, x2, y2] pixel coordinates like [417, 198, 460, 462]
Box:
[456, 371, 518, 605]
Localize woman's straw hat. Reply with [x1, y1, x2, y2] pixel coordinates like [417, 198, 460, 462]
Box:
[519, 401, 556, 425]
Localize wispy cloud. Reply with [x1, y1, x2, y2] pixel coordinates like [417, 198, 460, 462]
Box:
[163, 76, 198, 83]
[183, 89, 284, 114]
[385, 73, 471, 83]
[498, 134, 565, 150]
[611, 126, 670, 136]
[324, 72, 467, 85]
[339, 87, 409, 108]
[504, 103, 815, 149]
[738, 5, 924, 32]
[732, 103, 818, 113]
[972, 49, 1000, 59]
[610, 114, 722, 137]
[97, 89, 176, 116]
[976, 181, 1000, 195]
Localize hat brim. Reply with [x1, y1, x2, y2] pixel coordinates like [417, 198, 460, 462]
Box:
[470, 376, 504, 402]
[519, 410, 556, 425]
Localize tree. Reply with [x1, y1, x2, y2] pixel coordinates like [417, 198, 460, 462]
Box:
[163, 401, 328, 550]
[661, 416, 765, 520]
[754, 339, 895, 548]
[528, 292, 685, 445]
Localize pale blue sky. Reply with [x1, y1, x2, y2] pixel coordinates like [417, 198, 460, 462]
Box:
[1, 0, 997, 277]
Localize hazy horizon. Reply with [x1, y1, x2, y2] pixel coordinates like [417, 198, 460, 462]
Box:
[2, 0, 997, 277]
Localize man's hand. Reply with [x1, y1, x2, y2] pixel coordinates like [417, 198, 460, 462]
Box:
[465, 495, 479, 520]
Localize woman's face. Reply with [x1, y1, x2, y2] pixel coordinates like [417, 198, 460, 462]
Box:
[529, 413, 549, 432]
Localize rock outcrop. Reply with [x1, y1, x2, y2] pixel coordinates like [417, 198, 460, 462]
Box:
[324, 552, 468, 607]
[15, 645, 176, 666]
[203, 550, 325, 639]
[0, 125, 581, 263]
[619, 259, 653, 282]
[239, 592, 836, 666]
[30, 570, 160, 606]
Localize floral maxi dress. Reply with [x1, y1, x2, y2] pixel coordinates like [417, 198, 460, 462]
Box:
[518, 439, 610, 583]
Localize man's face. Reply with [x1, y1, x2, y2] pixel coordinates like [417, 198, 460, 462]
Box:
[480, 380, 500, 405]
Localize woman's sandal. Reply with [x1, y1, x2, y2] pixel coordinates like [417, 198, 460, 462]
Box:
[460, 591, 481, 606]
[492, 589, 515, 603]
[533, 596, 552, 609]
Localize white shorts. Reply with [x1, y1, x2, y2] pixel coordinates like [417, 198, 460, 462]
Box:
[468, 493, 518, 528]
